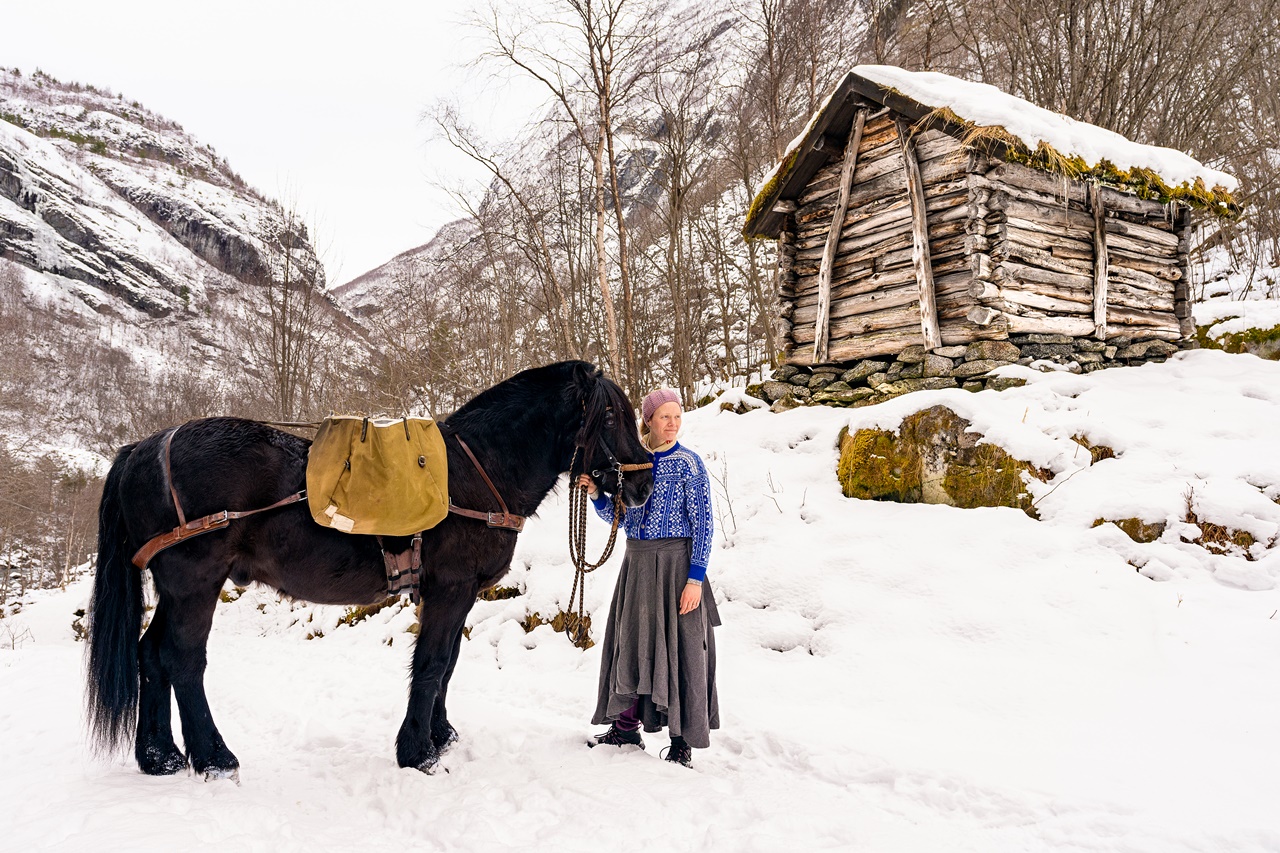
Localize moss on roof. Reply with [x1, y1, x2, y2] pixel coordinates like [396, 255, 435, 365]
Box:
[746, 85, 1239, 237]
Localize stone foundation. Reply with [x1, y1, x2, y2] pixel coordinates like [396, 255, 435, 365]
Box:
[749, 335, 1194, 410]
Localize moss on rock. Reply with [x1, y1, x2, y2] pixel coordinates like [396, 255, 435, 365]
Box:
[1072, 434, 1116, 465]
[836, 424, 920, 501]
[941, 443, 1038, 513]
[837, 406, 1045, 514]
[1092, 517, 1166, 543]
[1195, 323, 1280, 361]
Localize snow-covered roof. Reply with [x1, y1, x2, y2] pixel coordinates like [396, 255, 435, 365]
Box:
[857, 66, 1237, 194]
[745, 66, 1239, 239]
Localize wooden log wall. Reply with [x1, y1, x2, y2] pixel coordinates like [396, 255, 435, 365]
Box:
[783, 115, 998, 364]
[975, 161, 1187, 341]
[776, 111, 1195, 365]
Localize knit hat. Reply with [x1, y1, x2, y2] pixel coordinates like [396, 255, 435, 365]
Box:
[641, 388, 681, 423]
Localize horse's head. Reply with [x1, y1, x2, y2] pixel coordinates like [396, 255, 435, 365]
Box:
[573, 369, 654, 509]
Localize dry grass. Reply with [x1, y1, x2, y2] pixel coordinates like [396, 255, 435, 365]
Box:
[1182, 486, 1258, 559]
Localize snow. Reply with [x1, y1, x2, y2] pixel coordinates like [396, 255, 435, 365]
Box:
[3, 350, 1280, 851]
[854, 65, 1238, 193]
[1194, 297, 1280, 339]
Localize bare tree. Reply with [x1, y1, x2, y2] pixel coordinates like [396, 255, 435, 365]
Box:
[477, 0, 626, 378]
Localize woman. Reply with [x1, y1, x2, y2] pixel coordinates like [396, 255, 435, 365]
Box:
[579, 388, 720, 767]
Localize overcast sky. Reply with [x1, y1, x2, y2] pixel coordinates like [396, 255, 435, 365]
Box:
[7, 0, 545, 283]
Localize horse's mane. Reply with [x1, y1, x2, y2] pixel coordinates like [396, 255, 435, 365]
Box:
[446, 361, 612, 436]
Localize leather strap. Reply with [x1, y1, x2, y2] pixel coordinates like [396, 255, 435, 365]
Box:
[132, 427, 308, 569]
[378, 534, 423, 603]
[132, 490, 308, 570]
[447, 435, 526, 532]
[163, 427, 186, 527]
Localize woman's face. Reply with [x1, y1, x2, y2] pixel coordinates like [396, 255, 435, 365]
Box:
[647, 401, 682, 446]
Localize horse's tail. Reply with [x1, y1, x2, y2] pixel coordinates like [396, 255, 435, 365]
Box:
[86, 443, 142, 756]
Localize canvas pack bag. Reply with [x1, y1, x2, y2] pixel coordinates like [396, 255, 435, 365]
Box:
[306, 416, 449, 536]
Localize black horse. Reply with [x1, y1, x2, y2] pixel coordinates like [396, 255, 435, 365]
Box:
[86, 361, 652, 778]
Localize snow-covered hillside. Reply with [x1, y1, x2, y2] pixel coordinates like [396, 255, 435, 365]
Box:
[330, 0, 754, 319]
[0, 68, 372, 460]
[0, 68, 317, 324]
[2, 348, 1278, 852]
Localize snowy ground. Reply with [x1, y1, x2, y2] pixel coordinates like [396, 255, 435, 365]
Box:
[3, 348, 1280, 852]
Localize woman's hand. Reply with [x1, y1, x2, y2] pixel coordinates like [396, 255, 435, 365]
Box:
[575, 474, 599, 499]
[679, 582, 702, 615]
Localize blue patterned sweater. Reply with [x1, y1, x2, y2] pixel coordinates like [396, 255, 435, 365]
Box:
[591, 442, 714, 581]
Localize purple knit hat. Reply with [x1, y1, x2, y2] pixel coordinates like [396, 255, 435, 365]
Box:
[641, 388, 681, 423]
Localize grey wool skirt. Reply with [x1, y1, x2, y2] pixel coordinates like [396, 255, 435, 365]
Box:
[592, 537, 721, 748]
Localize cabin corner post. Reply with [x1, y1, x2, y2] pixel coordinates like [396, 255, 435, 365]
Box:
[1172, 202, 1194, 338]
[896, 117, 942, 351]
[813, 108, 868, 364]
[1089, 183, 1109, 340]
[775, 205, 799, 361]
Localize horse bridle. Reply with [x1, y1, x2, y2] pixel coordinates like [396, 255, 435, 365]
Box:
[564, 401, 653, 646]
[579, 403, 654, 489]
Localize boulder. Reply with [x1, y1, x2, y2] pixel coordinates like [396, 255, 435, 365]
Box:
[836, 405, 1046, 513]
[771, 394, 805, 413]
[897, 345, 928, 364]
[965, 341, 1021, 362]
[772, 364, 802, 381]
[761, 381, 792, 402]
[813, 387, 876, 405]
[1021, 343, 1074, 360]
[879, 377, 958, 395]
[951, 359, 1010, 378]
[1116, 340, 1179, 360]
[923, 354, 954, 377]
[841, 360, 888, 383]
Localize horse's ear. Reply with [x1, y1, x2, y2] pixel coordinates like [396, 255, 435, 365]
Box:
[571, 361, 601, 393]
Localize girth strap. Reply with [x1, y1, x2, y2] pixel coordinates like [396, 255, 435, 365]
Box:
[447, 434, 526, 532]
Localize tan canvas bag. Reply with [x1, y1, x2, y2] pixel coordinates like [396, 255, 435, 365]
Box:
[306, 416, 449, 536]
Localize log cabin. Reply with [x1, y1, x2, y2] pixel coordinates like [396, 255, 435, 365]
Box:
[744, 67, 1237, 400]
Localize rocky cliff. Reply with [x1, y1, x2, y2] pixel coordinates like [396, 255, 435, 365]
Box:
[0, 68, 362, 455]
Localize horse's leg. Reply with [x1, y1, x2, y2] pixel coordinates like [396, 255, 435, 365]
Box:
[158, 584, 239, 780]
[134, 603, 187, 775]
[429, 625, 465, 752]
[397, 579, 477, 771]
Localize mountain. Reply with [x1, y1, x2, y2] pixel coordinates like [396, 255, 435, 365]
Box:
[0, 67, 363, 455]
[332, 217, 479, 319]
[329, 1, 753, 325]
[0, 68, 313, 322]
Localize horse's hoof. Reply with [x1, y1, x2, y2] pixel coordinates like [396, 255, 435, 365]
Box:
[138, 744, 188, 776]
[431, 723, 459, 752]
[413, 746, 444, 774]
[202, 766, 241, 784]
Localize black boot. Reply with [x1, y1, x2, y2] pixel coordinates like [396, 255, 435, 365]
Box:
[588, 723, 644, 749]
[662, 735, 692, 767]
